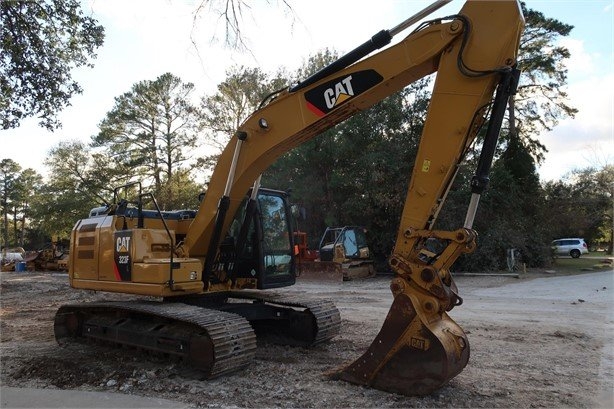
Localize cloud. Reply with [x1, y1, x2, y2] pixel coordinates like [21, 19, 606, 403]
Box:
[535, 32, 613, 182]
[539, 71, 613, 180]
[559, 38, 596, 76]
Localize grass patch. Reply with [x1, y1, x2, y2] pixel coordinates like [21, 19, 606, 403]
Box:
[551, 253, 613, 274]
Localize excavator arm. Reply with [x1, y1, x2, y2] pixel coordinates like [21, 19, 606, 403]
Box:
[190, 0, 523, 396]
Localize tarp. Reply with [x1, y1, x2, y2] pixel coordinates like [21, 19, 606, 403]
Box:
[1, 253, 23, 262]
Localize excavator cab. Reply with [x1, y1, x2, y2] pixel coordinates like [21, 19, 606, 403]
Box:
[227, 188, 296, 289]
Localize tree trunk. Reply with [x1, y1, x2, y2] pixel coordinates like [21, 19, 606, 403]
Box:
[165, 117, 173, 209]
[20, 200, 27, 247]
[12, 206, 18, 246]
[2, 196, 7, 247]
[150, 118, 161, 196]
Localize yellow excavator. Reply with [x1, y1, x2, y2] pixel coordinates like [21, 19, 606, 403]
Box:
[54, 0, 524, 396]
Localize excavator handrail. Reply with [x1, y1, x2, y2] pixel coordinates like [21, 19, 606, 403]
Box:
[138, 191, 177, 290]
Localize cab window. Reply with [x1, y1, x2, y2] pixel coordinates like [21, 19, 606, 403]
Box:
[259, 195, 292, 276]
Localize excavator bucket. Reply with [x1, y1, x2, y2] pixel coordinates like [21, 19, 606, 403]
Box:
[295, 260, 344, 283]
[330, 276, 469, 396]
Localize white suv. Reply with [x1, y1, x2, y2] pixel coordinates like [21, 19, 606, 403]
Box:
[551, 238, 589, 258]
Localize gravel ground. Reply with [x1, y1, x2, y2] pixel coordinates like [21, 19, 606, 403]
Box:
[1, 269, 612, 408]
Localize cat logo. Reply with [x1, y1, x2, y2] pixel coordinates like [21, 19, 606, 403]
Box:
[114, 230, 133, 281]
[116, 236, 131, 252]
[304, 69, 383, 117]
[324, 75, 354, 109]
[410, 337, 428, 350]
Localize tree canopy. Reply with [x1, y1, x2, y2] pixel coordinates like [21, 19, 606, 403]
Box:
[93, 73, 201, 209]
[192, 0, 294, 50]
[199, 65, 287, 172]
[1, 0, 105, 130]
[543, 166, 614, 252]
[509, 2, 577, 161]
[2, 3, 611, 267]
[1, 159, 43, 248]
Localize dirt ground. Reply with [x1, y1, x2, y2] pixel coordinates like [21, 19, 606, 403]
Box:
[1, 269, 613, 408]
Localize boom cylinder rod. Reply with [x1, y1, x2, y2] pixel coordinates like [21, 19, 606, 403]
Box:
[231, 175, 262, 281]
[250, 175, 262, 200]
[224, 135, 245, 196]
[389, 0, 452, 36]
[203, 132, 248, 284]
[463, 193, 480, 229]
[289, 0, 450, 93]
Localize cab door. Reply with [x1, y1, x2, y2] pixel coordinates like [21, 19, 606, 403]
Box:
[230, 189, 296, 289]
[255, 190, 296, 289]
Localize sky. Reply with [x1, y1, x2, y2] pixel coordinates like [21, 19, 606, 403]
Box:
[1, 0, 612, 182]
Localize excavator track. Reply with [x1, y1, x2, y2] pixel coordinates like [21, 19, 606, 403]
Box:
[54, 301, 257, 378]
[171, 291, 341, 347]
[227, 291, 341, 345]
